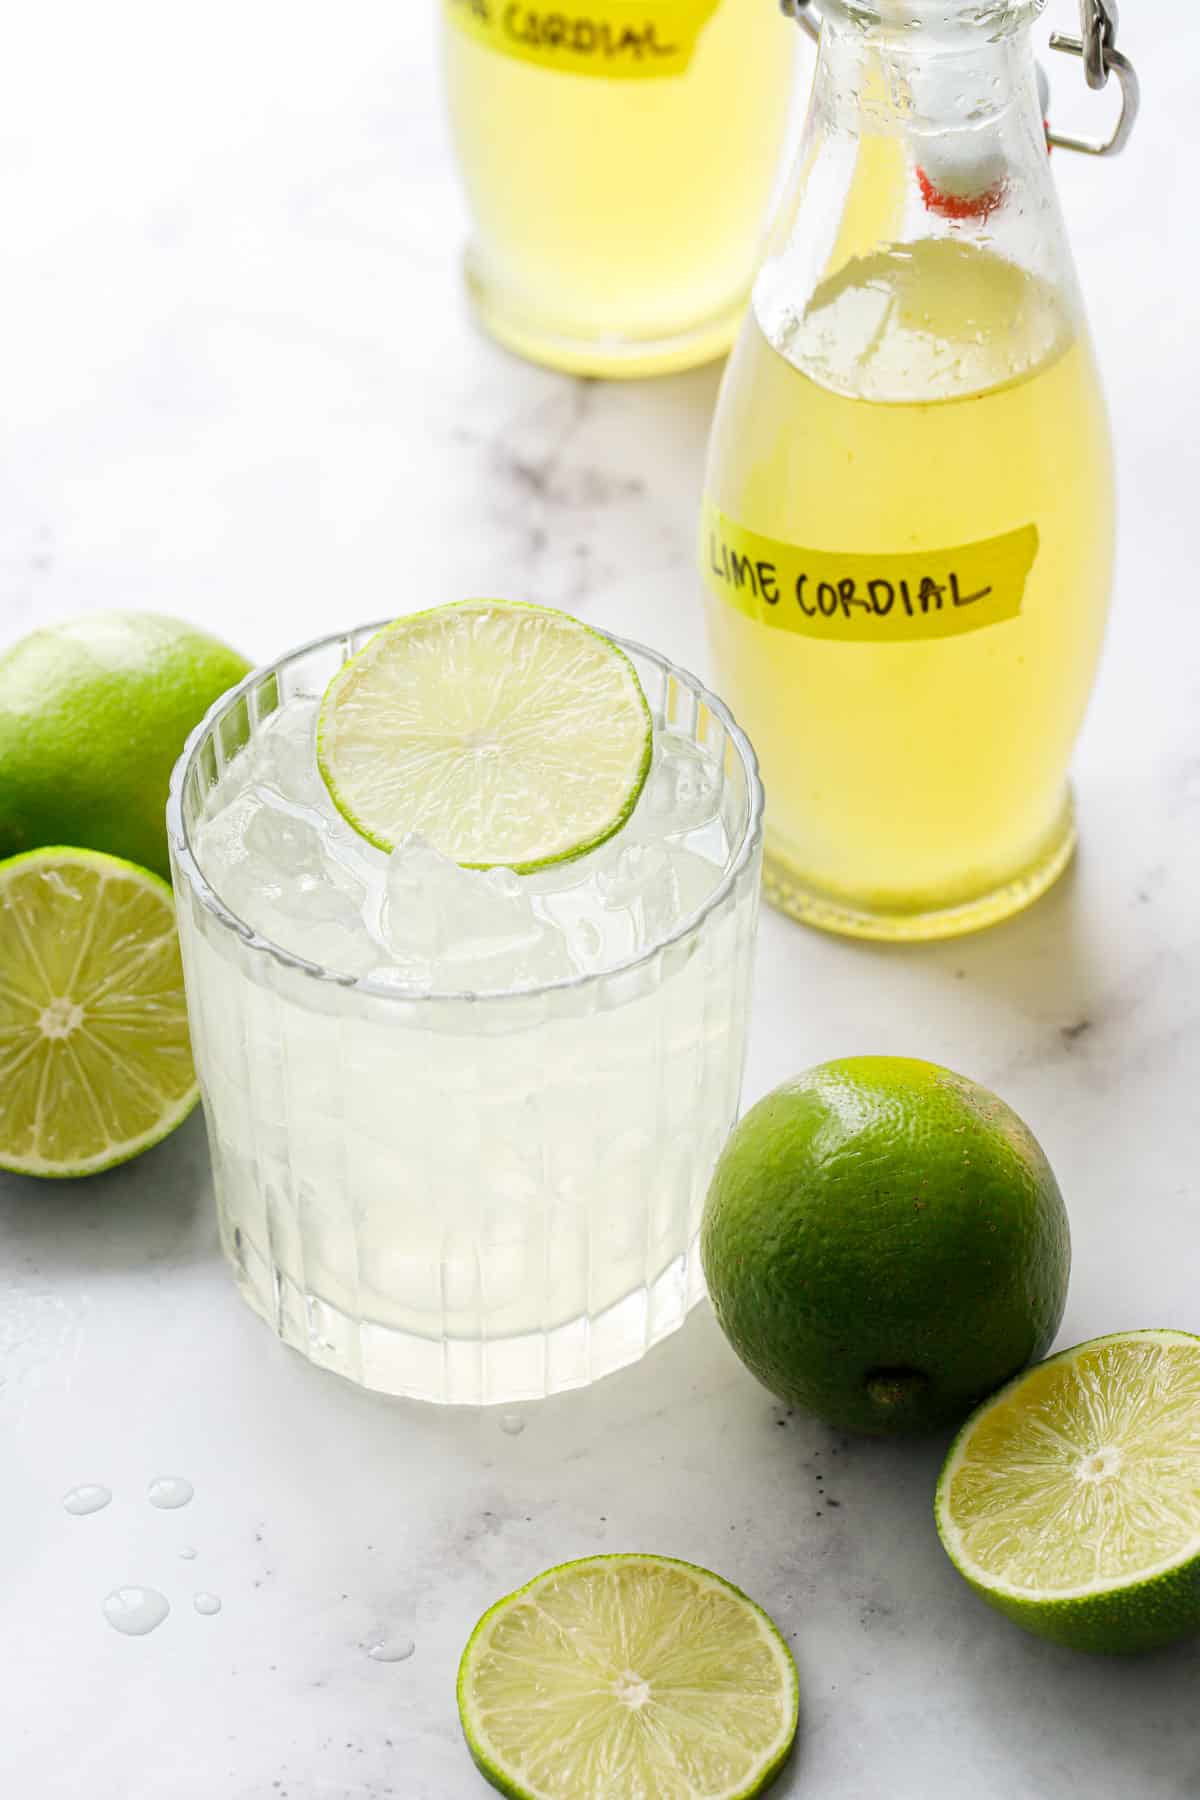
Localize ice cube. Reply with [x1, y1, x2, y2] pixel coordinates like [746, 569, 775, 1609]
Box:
[664, 843, 726, 924]
[633, 732, 721, 837]
[270, 917, 377, 977]
[243, 803, 332, 880]
[381, 838, 573, 993]
[386, 840, 541, 966]
[193, 791, 258, 889]
[257, 701, 327, 807]
[597, 842, 682, 949]
[503, 916, 575, 989]
[436, 857, 566, 990]
[597, 842, 666, 907]
[197, 780, 369, 973]
[574, 919, 604, 961]
[382, 838, 452, 963]
[239, 794, 365, 921]
[483, 868, 523, 902]
[274, 872, 367, 929]
[531, 844, 627, 972]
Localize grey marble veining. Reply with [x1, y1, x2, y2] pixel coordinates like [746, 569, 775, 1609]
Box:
[3, 3, 1200, 1796]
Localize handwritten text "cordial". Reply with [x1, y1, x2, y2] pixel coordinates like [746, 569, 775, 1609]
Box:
[449, 0, 681, 59]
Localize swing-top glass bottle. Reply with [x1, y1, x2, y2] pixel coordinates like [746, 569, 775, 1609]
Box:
[701, 0, 1138, 938]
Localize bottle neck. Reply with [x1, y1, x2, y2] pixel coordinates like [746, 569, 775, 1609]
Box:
[812, 8, 1046, 175]
[755, 3, 1084, 401]
[813, 0, 1043, 50]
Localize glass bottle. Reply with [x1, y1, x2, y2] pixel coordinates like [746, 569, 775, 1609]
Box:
[440, 0, 796, 378]
[700, 0, 1138, 939]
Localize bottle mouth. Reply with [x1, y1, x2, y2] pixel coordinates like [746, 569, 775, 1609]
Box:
[808, 0, 1044, 42]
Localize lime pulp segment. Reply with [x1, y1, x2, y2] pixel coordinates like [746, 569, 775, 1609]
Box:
[458, 1553, 799, 1800]
[317, 601, 653, 872]
[0, 848, 198, 1177]
[937, 1330, 1200, 1653]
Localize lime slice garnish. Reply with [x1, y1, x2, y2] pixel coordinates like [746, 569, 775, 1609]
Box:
[0, 848, 198, 1178]
[936, 1329, 1200, 1654]
[457, 1553, 799, 1799]
[317, 601, 653, 871]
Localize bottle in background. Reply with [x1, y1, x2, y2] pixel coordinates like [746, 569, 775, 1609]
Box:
[441, 0, 796, 377]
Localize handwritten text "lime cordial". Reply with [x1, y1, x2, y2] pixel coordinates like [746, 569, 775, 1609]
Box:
[707, 538, 993, 623]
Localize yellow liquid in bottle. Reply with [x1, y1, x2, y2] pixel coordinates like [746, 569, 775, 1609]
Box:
[441, 1, 794, 377]
[703, 238, 1114, 938]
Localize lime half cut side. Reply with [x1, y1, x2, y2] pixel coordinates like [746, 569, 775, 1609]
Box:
[457, 1553, 799, 1800]
[936, 1329, 1200, 1654]
[0, 848, 198, 1178]
[317, 601, 653, 871]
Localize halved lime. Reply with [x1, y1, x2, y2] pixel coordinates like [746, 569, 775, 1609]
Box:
[457, 1553, 799, 1800]
[0, 848, 198, 1178]
[936, 1329, 1200, 1654]
[317, 601, 653, 871]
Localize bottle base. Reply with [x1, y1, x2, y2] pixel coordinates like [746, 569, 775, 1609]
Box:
[764, 794, 1077, 943]
[464, 245, 745, 379]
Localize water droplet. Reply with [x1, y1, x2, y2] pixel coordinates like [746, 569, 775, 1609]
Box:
[193, 1592, 222, 1616]
[367, 1637, 415, 1663]
[499, 1413, 526, 1437]
[63, 1483, 112, 1516]
[102, 1587, 170, 1636]
[178, 1546, 198, 1561]
[148, 1476, 194, 1510]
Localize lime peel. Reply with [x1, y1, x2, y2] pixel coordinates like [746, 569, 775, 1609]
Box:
[0, 610, 251, 880]
[701, 1056, 1070, 1437]
[317, 600, 653, 873]
[458, 1553, 799, 1800]
[0, 847, 198, 1178]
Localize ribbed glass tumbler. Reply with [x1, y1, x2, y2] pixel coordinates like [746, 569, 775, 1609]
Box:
[168, 626, 763, 1404]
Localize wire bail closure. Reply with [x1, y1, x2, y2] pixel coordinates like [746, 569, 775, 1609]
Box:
[779, 0, 1139, 158]
[1047, 0, 1139, 156]
[779, 0, 819, 43]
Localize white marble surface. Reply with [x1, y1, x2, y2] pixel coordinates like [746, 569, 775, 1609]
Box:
[3, 4, 1200, 1796]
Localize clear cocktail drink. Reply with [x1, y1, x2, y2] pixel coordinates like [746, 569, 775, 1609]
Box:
[168, 624, 762, 1404]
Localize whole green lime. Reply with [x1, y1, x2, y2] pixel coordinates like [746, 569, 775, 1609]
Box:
[702, 1057, 1070, 1436]
[0, 611, 251, 880]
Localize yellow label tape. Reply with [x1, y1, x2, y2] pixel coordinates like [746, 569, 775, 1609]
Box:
[700, 503, 1040, 644]
[443, 0, 722, 79]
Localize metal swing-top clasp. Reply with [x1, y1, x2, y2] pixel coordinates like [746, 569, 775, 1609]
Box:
[1047, 0, 1139, 156]
[779, 0, 1139, 157]
[778, 0, 820, 42]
